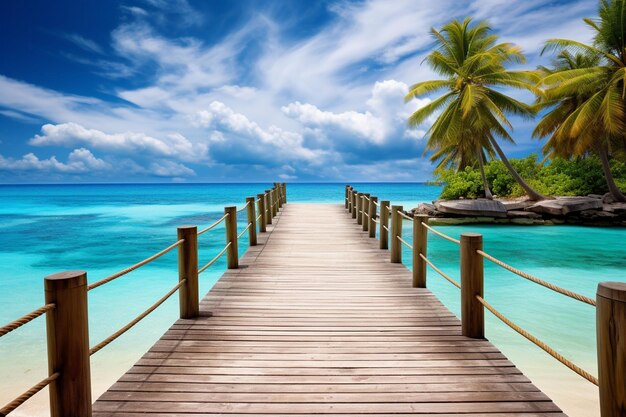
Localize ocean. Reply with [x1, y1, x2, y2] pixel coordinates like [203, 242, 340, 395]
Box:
[0, 182, 622, 416]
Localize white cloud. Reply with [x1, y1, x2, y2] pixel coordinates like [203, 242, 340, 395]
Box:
[64, 33, 104, 54]
[0, 148, 109, 173]
[29, 123, 207, 162]
[149, 160, 195, 177]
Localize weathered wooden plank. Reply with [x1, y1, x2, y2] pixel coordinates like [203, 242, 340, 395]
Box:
[93, 204, 565, 416]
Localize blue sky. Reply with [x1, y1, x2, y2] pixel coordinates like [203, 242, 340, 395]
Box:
[0, 0, 597, 183]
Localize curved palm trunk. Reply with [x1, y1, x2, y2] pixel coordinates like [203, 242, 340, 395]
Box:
[477, 149, 493, 199]
[489, 137, 547, 201]
[598, 147, 626, 202]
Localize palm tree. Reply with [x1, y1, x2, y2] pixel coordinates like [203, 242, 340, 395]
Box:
[406, 17, 547, 201]
[536, 0, 626, 202]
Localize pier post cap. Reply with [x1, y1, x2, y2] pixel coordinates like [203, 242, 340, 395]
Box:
[246, 196, 255, 202]
[177, 225, 197, 231]
[391, 205, 403, 210]
[381, 200, 390, 205]
[44, 270, 87, 289]
[461, 232, 482, 240]
[256, 193, 265, 198]
[225, 206, 237, 211]
[597, 282, 626, 303]
[370, 196, 378, 201]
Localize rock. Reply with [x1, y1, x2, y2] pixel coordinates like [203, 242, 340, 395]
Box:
[506, 210, 541, 219]
[588, 194, 604, 199]
[435, 199, 508, 218]
[510, 217, 535, 225]
[500, 197, 533, 211]
[413, 203, 440, 217]
[525, 197, 603, 216]
[607, 202, 626, 214]
[603, 193, 616, 204]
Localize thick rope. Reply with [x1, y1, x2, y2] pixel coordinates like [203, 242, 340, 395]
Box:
[236, 201, 250, 213]
[397, 235, 412, 250]
[422, 223, 461, 245]
[398, 211, 413, 221]
[0, 304, 55, 338]
[256, 214, 262, 222]
[373, 218, 380, 224]
[198, 242, 231, 274]
[90, 279, 185, 355]
[198, 213, 229, 236]
[363, 195, 370, 202]
[237, 223, 252, 239]
[373, 200, 380, 207]
[0, 372, 60, 416]
[419, 253, 460, 288]
[363, 212, 370, 219]
[382, 225, 389, 232]
[477, 250, 595, 306]
[476, 295, 598, 385]
[87, 239, 183, 291]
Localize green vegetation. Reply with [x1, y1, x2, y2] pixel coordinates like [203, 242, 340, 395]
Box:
[406, 0, 626, 202]
[436, 154, 626, 200]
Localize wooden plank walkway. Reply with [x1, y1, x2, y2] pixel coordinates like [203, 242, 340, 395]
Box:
[93, 203, 566, 416]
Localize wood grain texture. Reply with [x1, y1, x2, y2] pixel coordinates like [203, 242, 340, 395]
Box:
[93, 204, 565, 416]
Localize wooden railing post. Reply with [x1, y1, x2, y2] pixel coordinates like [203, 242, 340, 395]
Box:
[45, 271, 92, 417]
[177, 226, 199, 319]
[345, 185, 350, 209]
[257, 193, 267, 233]
[274, 183, 283, 210]
[369, 197, 377, 238]
[390, 205, 403, 263]
[351, 191, 357, 219]
[271, 188, 278, 217]
[413, 215, 428, 288]
[461, 233, 484, 338]
[597, 282, 626, 417]
[246, 197, 257, 246]
[282, 183, 287, 204]
[362, 193, 370, 232]
[380, 201, 390, 249]
[356, 193, 363, 225]
[225, 206, 239, 269]
[265, 190, 273, 225]
[347, 187, 353, 213]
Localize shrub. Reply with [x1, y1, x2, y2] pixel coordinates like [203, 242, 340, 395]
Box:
[435, 154, 626, 199]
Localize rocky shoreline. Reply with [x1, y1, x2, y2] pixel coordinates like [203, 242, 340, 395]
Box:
[411, 193, 626, 226]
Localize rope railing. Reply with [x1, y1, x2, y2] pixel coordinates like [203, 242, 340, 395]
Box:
[0, 303, 55, 338]
[236, 201, 250, 213]
[420, 253, 460, 289]
[382, 225, 389, 232]
[373, 200, 380, 207]
[476, 294, 598, 385]
[87, 239, 184, 291]
[198, 242, 231, 274]
[198, 213, 229, 236]
[477, 250, 596, 306]
[256, 214, 262, 222]
[397, 235, 412, 250]
[422, 223, 461, 245]
[90, 279, 186, 355]
[237, 223, 252, 240]
[0, 372, 60, 416]
[399, 211, 413, 221]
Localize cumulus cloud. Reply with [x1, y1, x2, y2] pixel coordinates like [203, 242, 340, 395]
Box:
[149, 160, 195, 177]
[29, 123, 207, 162]
[0, 148, 109, 173]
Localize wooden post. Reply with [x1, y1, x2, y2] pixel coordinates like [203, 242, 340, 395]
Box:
[351, 191, 357, 219]
[347, 187, 353, 213]
[282, 183, 287, 204]
[362, 193, 370, 232]
[246, 197, 257, 246]
[380, 201, 390, 249]
[597, 282, 626, 417]
[265, 190, 273, 225]
[271, 188, 278, 217]
[274, 183, 283, 210]
[356, 193, 363, 225]
[390, 205, 403, 263]
[461, 233, 484, 338]
[225, 206, 238, 269]
[345, 185, 350, 209]
[413, 215, 428, 288]
[369, 196, 377, 238]
[257, 193, 266, 233]
[177, 226, 199, 318]
[45, 271, 92, 417]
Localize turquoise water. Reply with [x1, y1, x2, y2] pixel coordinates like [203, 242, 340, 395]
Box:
[0, 182, 623, 416]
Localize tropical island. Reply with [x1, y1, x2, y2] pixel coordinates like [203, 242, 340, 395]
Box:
[405, 2, 626, 225]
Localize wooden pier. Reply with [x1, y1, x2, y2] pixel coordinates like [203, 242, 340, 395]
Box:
[2, 183, 624, 417]
[92, 203, 563, 416]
